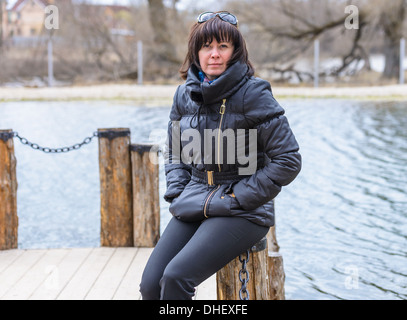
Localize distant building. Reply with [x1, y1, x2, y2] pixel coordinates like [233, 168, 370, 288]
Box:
[8, 0, 53, 38]
[5, 0, 133, 42]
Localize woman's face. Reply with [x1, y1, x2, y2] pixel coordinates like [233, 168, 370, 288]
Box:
[198, 39, 234, 81]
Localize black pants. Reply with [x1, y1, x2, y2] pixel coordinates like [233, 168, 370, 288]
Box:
[139, 216, 269, 300]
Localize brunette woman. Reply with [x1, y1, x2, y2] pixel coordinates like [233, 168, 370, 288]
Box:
[140, 11, 301, 300]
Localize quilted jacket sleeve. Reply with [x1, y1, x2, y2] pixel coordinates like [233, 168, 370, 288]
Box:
[232, 79, 302, 211]
[163, 86, 191, 203]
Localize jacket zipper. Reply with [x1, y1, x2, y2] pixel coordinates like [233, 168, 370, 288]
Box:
[203, 185, 220, 218]
[217, 99, 227, 172]
[203, 99, 227, 218]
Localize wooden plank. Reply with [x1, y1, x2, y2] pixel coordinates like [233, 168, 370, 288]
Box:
[1, 249, 68, 300]
[56, 247, 115, 300]
[0, 249, 23, 274]
[0, 249, 47, 299]
[29, 248, 93, 300]
[113, 247, 152, 300]
[0, 248, 218, 300]
[85, 247, 138, 300]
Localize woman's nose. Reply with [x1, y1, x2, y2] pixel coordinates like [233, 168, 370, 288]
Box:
[210, 48, 220, 58]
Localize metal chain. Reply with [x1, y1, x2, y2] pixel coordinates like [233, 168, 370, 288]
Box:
[238, 249, 250, 300]
[12, 131, 99, 153]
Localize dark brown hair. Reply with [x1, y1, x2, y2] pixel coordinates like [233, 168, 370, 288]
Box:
[179, 14, 255, 80]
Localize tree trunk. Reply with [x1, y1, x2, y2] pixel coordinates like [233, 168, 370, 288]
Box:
[147, 0, 179, 64]
[380, 0, 406, 79]
[0, 0, 4, 49]
[382, 37, 400, 79]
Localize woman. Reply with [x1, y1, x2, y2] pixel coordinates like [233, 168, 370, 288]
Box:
[140, 11, 301, 300]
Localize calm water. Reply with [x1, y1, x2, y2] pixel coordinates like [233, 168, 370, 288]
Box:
[0, 98, 406, 300]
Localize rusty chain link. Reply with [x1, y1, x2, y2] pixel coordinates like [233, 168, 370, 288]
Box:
[237, 238, 267, 300]
[12, 131, 99, 153]
[238, 249, 250, 300]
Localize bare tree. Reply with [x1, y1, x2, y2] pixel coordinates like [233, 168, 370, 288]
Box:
[229, 0, 407, 82]
[147, 0, 179, 65]
[231, 0, 365, 82]
[57, 2, 140, 81]
[0, 0, 4, 50]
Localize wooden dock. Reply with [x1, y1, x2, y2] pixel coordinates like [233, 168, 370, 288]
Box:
[1, 129, 284, 300]
[0, 247, 216, 300]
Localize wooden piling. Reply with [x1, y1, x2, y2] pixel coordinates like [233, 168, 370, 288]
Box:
[267, 252, 285, 300]
[0, 130, 18, 250]
[98, 128, 133, 247]
[130, 144, 160, 247]
[267, 225, 285, 300]
[216, 225, 285, 300]
[216, 252, 245, 300]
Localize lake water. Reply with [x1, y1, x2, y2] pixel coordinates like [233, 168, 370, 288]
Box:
[1, 98, 406, 300]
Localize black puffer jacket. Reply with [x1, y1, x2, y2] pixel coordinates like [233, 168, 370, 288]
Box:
[163, 61, 301, 227]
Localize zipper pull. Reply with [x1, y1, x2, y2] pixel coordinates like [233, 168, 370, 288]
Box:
[207, 171, 214, 186]
[219, 99, 226, 114]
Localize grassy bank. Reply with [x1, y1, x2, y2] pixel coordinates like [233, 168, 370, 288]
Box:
[1, 84, 407, 103]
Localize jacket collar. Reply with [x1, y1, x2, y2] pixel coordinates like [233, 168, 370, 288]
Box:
[186, 61, 249, 105]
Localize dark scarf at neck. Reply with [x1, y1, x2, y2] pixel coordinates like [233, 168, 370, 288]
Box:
[186, 61, 249, 105]
[186, 61, 250, 128]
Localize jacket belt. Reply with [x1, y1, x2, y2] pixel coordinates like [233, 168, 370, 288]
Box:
[191, 167, 246, 186]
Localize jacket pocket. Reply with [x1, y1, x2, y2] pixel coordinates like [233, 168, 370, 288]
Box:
[229, 199, 275, 226]
[205, 185, 234, 218]
[169, 180, 209, 222]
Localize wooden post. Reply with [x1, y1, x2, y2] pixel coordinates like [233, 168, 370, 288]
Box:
[216, 253, 245, 300]
[138, 40, 143, 85]
[0, 130, 18, 250]
[216, 219, 285, 300]
[47, 36, 54, 87]
[267, 225, 285, 300]
[400, 38, 405, 85]
[98, 128, 133, 247]
[252, 239, 270, 300]
[267, 252, 285, 300]
[130, 144, 160, 247]
[314, 38, 320, 88]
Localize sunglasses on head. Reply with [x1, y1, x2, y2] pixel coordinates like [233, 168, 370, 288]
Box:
[197, 12, 238, 26]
